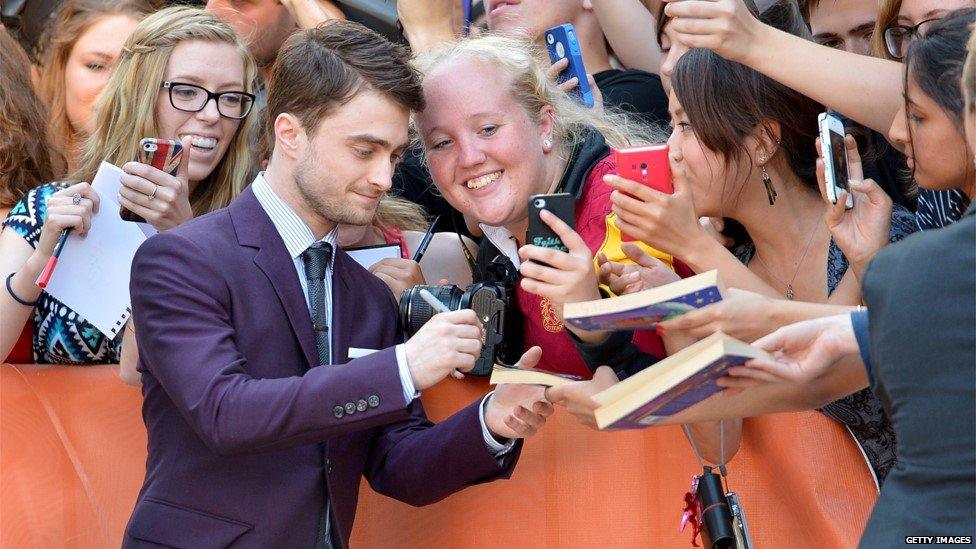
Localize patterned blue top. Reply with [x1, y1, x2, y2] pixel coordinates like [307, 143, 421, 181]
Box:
[3, 183, 122, 364]
[733, 205, 918, 485]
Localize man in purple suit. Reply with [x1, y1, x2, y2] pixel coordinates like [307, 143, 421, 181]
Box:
[124, 21, 552, 548]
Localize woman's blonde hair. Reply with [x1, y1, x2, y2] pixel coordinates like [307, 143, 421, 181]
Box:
[375, 196, 429, 232]
[38, 0, 157, 163]
[73, 6, 257, 216]
[412, 33, 665, 158]
[871, 0, 902, 60]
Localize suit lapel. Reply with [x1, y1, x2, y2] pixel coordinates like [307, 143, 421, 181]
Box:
[230, 188, 318, 370]
[330, 250, 353, 364]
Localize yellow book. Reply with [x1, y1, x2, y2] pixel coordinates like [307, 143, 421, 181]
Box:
[591, 332, 771, 430]
[489, 365, 585, 387]
[563, 270, 726, 332]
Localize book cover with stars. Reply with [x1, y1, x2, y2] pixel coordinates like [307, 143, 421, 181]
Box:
[591, 332, 772, 430]
[563, 270, 725, 332]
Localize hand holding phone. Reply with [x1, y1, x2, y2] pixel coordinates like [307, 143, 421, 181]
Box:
[818, 112, 853, 209]
[615, 144, 673, 194]
[526, 193, 576, 253]
[545, 24, 595, 108]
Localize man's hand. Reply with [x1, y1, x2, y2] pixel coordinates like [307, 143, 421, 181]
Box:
[545, 366, 619, 429]
[404, 309, 483, 390]
[485, 346, 555, 439]
[370, 257, 427, 299]
[719, 314, 859, 390]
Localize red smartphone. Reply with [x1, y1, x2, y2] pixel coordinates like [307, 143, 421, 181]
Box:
[614, 144, 672, 242]
[615, 144, 673, 194]
[120, 138, 184, 222]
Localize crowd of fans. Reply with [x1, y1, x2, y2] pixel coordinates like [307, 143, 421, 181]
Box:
[0, 0, 973, 546]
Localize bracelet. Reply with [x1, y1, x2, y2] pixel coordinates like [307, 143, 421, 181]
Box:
[5, 272, 39, 307]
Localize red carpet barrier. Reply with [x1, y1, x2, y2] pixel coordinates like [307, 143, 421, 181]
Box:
[1, 364, 876, 548]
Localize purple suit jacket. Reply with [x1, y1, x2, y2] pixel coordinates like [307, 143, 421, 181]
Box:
[123, 188, 519, 548]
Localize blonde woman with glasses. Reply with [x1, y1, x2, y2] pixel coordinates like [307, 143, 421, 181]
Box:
[0, 6, 257, 371]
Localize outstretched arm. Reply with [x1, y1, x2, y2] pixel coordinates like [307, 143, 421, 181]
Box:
[663, 0, 903, 135]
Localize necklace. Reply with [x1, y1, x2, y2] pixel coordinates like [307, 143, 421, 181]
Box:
[751, 222, 822, 300]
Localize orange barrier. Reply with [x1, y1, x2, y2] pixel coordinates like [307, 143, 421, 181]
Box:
[2, 364, 876, 548]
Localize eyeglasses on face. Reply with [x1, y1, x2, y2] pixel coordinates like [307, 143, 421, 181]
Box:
[161, 81, 255, 120]
[883, 17, 941, 60]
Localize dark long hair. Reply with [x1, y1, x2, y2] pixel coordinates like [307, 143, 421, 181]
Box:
[672, 48, 824, 194]
[905, 8, 976, 137]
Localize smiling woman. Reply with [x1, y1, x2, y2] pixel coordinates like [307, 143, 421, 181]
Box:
[0, 6, 257, 369]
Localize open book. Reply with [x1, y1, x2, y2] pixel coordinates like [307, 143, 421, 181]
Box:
[564, 270, 725, 332]
[591, 332, 771, 429]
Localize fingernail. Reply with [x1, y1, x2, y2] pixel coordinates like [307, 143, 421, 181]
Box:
[655, 325, 666, 336]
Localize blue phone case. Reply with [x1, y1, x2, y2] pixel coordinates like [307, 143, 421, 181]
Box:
[545, 24, 595, 108]
[462, 0, 472, 36]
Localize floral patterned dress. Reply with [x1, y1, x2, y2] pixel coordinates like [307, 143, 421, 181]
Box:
[3, 183, 122, 364]
[733, 205, 918, 484]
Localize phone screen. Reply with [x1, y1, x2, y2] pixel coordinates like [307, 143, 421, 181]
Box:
[828, 129, 849, 192]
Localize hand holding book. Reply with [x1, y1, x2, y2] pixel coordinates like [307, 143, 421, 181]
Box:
[719, 314, 860, 391]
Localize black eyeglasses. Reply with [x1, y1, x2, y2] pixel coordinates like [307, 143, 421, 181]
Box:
[162, 81, 255, 120]
[883, 17, 940, 60]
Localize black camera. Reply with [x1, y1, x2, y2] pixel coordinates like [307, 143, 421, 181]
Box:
[695, 468, 753, 549]
[399, 282, 509, 376]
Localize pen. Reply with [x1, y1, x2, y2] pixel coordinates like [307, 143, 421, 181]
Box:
[411, 215, 441, 263]
[418, 288, 451, 314]
[35, 229, 70, 288]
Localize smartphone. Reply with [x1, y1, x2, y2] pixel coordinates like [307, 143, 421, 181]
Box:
[462, 0, 472, 36]
[526, 193, 576, 254]
[544, 24, 595, 108]
[818, 111, 853, 209]
[615, 144, 673, 194]
[121, 138, 184, 222]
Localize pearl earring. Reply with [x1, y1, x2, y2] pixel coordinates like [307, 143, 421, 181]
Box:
[543, 139, 552, 148]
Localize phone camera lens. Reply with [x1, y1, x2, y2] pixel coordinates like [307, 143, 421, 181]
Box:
[640, 163, 648, 170]
[546, 34, 554, 45]
[534, 199, 545, 208]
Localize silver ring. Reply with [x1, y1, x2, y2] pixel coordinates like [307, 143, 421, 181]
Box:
[72, 193, 81, 205]
[148, 184, 158, 201]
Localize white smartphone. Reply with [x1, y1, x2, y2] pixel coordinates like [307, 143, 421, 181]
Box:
[818, 111, 853, 209]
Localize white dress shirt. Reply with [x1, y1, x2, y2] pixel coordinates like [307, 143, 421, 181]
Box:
[252, 174, 514, 457]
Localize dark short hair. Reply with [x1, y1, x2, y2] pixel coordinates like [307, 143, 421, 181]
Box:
[905, 8, 975, 136]
[672, 48, 823, 192]
[265, 20, 425, 135]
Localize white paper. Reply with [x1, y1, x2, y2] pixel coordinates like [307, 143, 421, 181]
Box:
[346, 243, 401, 270]
[44, 162, 148, 338]
[348, 347, 380, 358]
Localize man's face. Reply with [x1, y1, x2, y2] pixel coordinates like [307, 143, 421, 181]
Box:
[206, 0, 295, 67]
[292, 90, 410, 227]
[808, 0, 877, 56]
[487, 0, 582, 41]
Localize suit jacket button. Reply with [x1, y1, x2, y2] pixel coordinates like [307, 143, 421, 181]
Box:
[333, 405, 344, 419]
[356, 399, 368, 412]
[345, 402, 356, 415]
[368, 395, 380, 408]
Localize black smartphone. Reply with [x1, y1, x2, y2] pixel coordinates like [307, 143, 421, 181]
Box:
[526, 193, 576, 253]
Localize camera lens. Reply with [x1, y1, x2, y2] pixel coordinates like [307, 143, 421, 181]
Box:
[640, 162, 647, 170]
[533, 198, 545, 208]
[398, 284, 463, 336]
